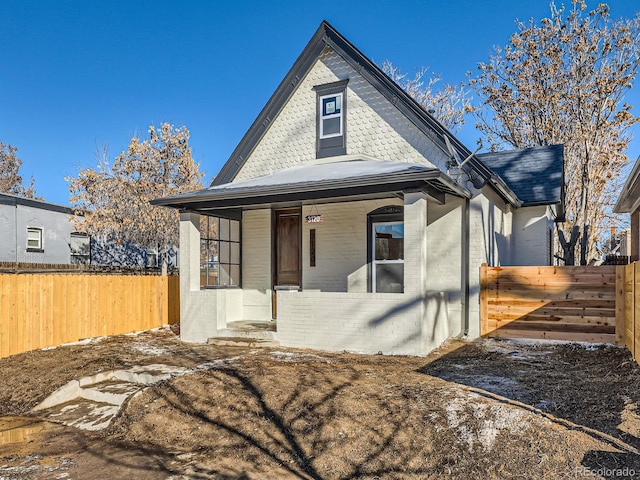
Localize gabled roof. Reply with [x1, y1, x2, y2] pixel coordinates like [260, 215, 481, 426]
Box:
[477, 145, 565, 207]
[211, 20, 519, 206]
[152, 157, 470, 214]
[0, 192, 75, 215]
[614, 155, 640, 213]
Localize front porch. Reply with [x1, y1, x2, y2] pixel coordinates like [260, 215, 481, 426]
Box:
[204, 288, 456, 355]
[156, 157, 471, 356]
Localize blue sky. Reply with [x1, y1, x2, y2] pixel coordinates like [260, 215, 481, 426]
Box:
[2, 1, 639, 205]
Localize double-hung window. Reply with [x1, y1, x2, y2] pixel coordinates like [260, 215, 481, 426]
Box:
[367, 206, 404, 293]
[372, 222, 404, 293]
[319, 92, 343, 139]
[314, 79, 348, 158]
[26, 227, 43, 252]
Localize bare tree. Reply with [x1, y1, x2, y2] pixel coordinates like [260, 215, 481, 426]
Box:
[0, 141, 38, 198]
[468, 1, 640, 264]
[68, 124, 204, 274]
[381, 61, 470, 133]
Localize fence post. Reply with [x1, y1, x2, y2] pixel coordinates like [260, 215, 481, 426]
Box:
[630, 262, 640, 361]
[480, 263, 488, 336]
[616, 265, 625, 346]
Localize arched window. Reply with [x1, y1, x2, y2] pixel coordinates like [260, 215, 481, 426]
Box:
[367, 206, 404, 293]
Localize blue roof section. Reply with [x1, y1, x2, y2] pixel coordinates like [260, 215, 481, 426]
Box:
[476, 145, 564, 206]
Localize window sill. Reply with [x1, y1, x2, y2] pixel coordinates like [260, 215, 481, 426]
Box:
[26, 248, 44, 253]
[200, 285, 241, 290]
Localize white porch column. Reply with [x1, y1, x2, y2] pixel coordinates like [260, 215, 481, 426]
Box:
[179, 211, 220, 343]
[403, 192, 428, 297]
[405, 191, 450, 354]
[180, 211, 200, 295]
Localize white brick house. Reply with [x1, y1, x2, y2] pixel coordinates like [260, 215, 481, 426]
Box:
[153, 21, 564, 356]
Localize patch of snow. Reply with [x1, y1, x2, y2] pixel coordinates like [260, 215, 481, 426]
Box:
[130, 343, 168, 355]
[193, 356, 246, 371]
[444, 391, 535, 452]
[438, 373, 520, 398]
[489, 337, 619, 351]
[269, 351, 332, 363]
[39, 336, 106, 351]
[123, 326, 168, 337]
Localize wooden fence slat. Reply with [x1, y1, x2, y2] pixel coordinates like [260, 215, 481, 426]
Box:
[625, 264, 634, 352]
[616, 266, 625, 346]
[480, 264, 488, 336]
[0, 273, 180, 359]
[483, 265, 619, 342]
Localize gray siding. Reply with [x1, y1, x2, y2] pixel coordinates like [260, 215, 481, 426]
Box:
[0, 203, 74, 264]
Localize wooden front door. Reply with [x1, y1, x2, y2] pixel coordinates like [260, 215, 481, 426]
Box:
[273, 208, 302, 287]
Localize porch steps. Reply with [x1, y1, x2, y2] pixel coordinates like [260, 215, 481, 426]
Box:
[209, 320, 279, 347]
[207, 337, 280, 348]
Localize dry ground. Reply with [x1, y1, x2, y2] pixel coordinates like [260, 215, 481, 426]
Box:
[1, 327, 640, 479]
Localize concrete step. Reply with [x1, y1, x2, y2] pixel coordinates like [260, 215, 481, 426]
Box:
[79, 380, 142, 406]
[216, 321, 278, 341]
[207, 337, 280, 348]
[215, 329, 277, 340]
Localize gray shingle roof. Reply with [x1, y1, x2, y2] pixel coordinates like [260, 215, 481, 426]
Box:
[152, 157, 471, 212]
[476, 145, 564, 206]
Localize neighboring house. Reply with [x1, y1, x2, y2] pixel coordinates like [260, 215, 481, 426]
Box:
[0, 192, 89, 264]
[153, 21, 565, 355]
[614, 156, 640, 262]
[0, 192, 174, 268]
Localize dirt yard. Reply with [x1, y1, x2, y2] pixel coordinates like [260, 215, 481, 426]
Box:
[1, 327, 640, 479]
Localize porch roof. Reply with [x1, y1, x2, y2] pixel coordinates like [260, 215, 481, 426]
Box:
[152, 158, 470, 215]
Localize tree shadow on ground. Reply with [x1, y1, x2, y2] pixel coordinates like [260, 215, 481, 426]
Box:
[419, 338, 640, 475]
[97, 347, 447, 479]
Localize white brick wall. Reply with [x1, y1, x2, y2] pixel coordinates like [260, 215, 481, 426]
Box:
[233, 47, 448, 183]
[466, 189, 513, 338]
[241, 209, 272, 320]
[301, 198, 402, 292]
[426, 196, 464, 342]
[511, 206, 552, 266]
[277, 192, 462, 356]
[277, 291, 424, 355]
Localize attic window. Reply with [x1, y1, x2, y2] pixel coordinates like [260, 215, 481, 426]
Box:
[320, 93, 342, 138]
[314, 79, 348, 158]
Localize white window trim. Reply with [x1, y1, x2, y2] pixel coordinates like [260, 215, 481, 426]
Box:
[26, 226, 43, 251]
[371, 221, 404, 293]
[319, 92, 343, 139]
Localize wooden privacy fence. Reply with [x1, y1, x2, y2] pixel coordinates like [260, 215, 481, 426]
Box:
[0, 274, 180, 358]
[480, 264, 621, 344]
[622, 262, 640, 362]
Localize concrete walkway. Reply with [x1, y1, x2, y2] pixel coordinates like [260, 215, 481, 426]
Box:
[32, 363, 208, 431]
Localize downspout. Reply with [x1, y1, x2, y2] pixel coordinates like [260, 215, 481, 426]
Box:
[463, 197, 470, 336]
[14, 203, 18, 264]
